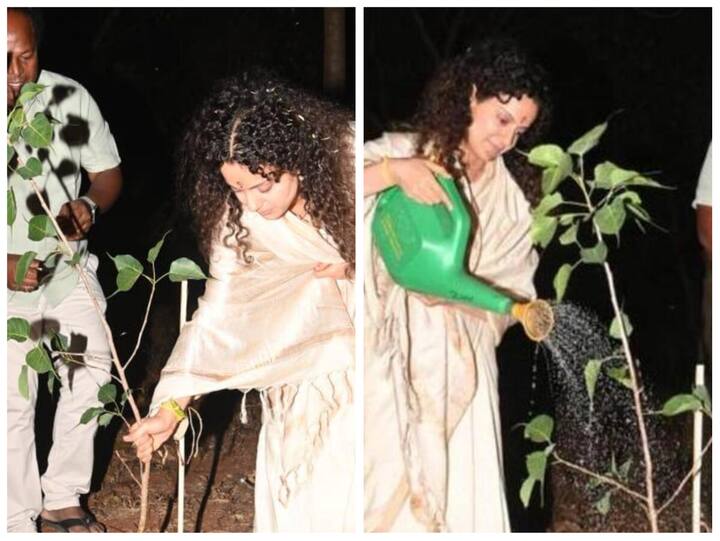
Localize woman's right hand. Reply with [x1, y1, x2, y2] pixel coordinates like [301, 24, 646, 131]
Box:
[387, 158, 453, 208]
[123, 408, 180, 463]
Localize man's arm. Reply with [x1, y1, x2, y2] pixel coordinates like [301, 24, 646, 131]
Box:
[86, 166, 123, 214]
[55, 166, 123, 240]
[697, 204, 712, 262]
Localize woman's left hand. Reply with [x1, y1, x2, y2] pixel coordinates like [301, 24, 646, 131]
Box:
[314, 262, 349, 279]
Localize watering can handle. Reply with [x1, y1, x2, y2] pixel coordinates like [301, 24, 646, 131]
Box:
[434, 174, 471, 256]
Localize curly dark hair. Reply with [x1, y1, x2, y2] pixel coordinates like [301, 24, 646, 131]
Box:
[175, 71, 355, 269]
[415, 36, 552, 203]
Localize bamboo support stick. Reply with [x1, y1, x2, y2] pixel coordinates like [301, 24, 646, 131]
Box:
[177, 280, 189, 532]
[692, 364, 704, 533]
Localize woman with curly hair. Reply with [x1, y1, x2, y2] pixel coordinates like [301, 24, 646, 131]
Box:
[364, 37, 551, 532]
[124, 72, 355, 532]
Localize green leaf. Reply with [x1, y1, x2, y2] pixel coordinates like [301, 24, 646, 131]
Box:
[559, 223, 578, 246]
[169, 257, 207, 282]
[528, 144, 568, 168]
[627, 203, 652, 223]
[559, 213, 583, 226]
[8, 188, 17, 226]
[533, 193, 564, 218]
[26, 345, 53, 374]
[526, 450, 548, 480]
[580, 241, 607, 264]
[520, 477, 536, 508]
[98, 412, 114, 427]
[625, 175, 665, 188]
[568, 122, 607, 156]
[28, 215, 56, 241]
[17, 82, 46, 105]
[531, 215, 558, 249]
[8, 109, 26, 139]
[16, 156, 44, 179]
[609, 311, 633, 338]
[15, 251, 38, 289]
[594, 199, 626, 236]
[553, 263, 573, 301]
[661, 394, 702, 416]
[616, 190, 642, 207]
[528, 145, 573, 195]
[618, 458, 632, 480]
[8, 317, 31, 342]
[584, 359, 603, 404]
[21, 112, 53, 148]
[69, 248, 84, 267]
[147, 230, 171, 264]
[524, 414, 554, 443]
[49, 330, 69, 352]
[97, 383, 117, 405]
[594, 161, 636, 189]
[606, 365, 633, 389]
[111, 254, 144, 292]
[47, 371, 56, 395]
[594, 491, 612, 515]
[541, 161, 573, 195]
[18, 365, 30, 400]
[587, 476, 602, 490]
[693, 385, 711, 415]
[7, 144, 16, 165]
[80, 406, 105, 425]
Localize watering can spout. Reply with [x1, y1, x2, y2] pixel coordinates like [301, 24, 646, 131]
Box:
[511, 300, 554, 342]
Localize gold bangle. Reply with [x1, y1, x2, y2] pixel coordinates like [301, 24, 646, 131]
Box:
[380, 155, 397, 187]
[160, 399, 186, 421]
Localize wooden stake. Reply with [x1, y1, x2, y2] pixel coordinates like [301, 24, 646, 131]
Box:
[177, 280, 189, 532]
[692, 364, 704, 533]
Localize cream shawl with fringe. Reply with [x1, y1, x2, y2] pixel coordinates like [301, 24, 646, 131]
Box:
[151, 208, 354, 505]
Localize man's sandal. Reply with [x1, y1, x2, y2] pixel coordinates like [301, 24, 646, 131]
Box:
[39, 512, 106, 533]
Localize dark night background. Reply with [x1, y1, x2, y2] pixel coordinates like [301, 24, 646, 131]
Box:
[367, 7, 710, 531]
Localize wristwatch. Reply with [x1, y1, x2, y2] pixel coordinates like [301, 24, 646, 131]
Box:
[78, 195, 99, 224]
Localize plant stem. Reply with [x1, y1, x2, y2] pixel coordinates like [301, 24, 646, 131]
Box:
[657, 436, 712, 516]
[575, 161, 659, 532]
[28, 178, 150, 532]
[553, 453, 647, 502]
[594, 226, 658, 532]
[123, 268, 156, 370]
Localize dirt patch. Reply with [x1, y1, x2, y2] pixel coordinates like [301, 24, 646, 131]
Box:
[88, 391, 261, 533]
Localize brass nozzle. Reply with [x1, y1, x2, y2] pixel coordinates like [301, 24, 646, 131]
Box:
[511, 300, 554, 342]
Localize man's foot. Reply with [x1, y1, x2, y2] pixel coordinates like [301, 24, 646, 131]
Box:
[39, 506, 106, 533]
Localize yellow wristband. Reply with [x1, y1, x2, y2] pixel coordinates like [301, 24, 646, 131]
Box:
[160, 399, 186, 421]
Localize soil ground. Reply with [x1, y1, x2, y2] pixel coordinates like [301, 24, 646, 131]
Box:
[87, 391, 261, 533]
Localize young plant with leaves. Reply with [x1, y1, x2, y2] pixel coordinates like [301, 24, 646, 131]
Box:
[518, 120, 712, 532]
[7, 82, 206, 532]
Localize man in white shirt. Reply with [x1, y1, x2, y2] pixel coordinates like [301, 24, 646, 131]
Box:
[7, 8, 123, 532]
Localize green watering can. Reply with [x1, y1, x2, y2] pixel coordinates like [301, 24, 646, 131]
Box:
[372, 174, 553, 342]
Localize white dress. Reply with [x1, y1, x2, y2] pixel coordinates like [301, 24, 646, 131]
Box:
[364, 133, 538, 532]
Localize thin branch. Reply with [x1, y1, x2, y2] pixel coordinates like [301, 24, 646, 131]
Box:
[115, 450, 142, 489]
[553, 453, 647, 503]
[27, 177, 150, 532]
[657, 437, 713, 516]
[123, 263, 156, 370]
[575, 158, 659, 532]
